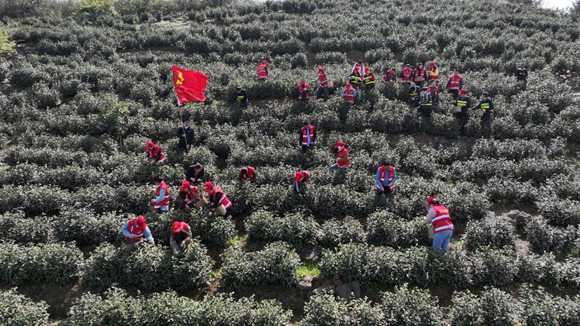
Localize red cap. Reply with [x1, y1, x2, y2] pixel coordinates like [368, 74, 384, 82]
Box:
[262, 60, 268, 66]
[146, 141, 154, 149]
[136, 216, 146, 226]
[172, 221, 182, 233]
[345, 83, 352, 88]
[459, 89, 467, 95]
[191, 186, 198, 193]
[317, 67, 324, 73]
[180, 181, 191, 191]
[294, 171, 304, 182]
[429, 61, 435, 67]
[427, 197, 436, 204]
[204, 181, 214, 192]
[364, 66, 370, 72]
[334, 141, 344, 148]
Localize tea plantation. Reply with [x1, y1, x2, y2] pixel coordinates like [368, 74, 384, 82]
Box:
[1, 0, 580, 324]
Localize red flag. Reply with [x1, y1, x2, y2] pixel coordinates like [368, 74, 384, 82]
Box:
[172, 65, 209, 105]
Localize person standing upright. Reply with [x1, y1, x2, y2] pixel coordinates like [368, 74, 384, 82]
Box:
[176, 118, 194, 151]
[313, 67, 330, 100]
[299, 122, 316, 151]
[446, 70, 463, 99]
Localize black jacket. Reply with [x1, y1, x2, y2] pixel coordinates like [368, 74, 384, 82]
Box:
[177, 126, 194, 149]
[186, 164, 204, 182]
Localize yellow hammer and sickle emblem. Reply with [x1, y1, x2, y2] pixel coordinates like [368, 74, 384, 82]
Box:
[177, 72, 184, 85]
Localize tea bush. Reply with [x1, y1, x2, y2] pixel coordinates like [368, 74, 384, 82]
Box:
[66, 287, 292, 326]
[525, 218, 580, 254]
[0, 242, 82, 285]
[221, 242, 300, 289]
[462, 218, 516, 251]
[82, 243, 213, 291]
[246, 210, 318, 245]
[0, 289, 50, 326]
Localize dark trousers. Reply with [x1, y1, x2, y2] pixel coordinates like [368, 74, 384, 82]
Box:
[454, 110, 468, 135]
[316, 86, 330, 100]
[449, 90, 459, 99]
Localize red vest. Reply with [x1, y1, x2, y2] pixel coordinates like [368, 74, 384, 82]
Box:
[148, 145, 165, 161]
[210, 187, 232, 209]
[353, 63, 365, 77]
[383, 69, 396, 82]
[124, 219, 146, 243]
[413, 68, 426, 82]
[301, 125, 315, 146]
[431, 205, 454, 234]
[154, 181, 170, 209]
[318, 73, 329, 88]
[343, 87, 355, 103]
[428, 85, 439, 101]
[257, 64, 268, 80]
[298, 83, 309, 100]
[240, 166, 255, 180]
[183, 189, 196, 208]
[448, 75, 462, 90]
[337, 147, 350, 167]
[402, 67, 413, 82]
[379, 165, 395, 186]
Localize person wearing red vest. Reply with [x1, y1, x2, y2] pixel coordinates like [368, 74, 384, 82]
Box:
[427, 61, 439, 83]
[375, 162, 397, 195]
[342, 83, 356, 108]
[150, 176, 170, 214]
[144, 141, 167, 164]
[382, 67, 397, 83]
[299, 122, 316, 151]
[363, 67, 376, 89]
[205, 181, 232, 216]
[294, 170, 310, 197]
[122, 216, 154, 251]
[257, 60, 269, 80]
[427, 80, 439, 103]
[351, 60, 365, 78]
[178, 181, 206, 210]
[400, 64, 413, 84]
[313, 67, 330, 100]
[239, 166, 257, 183]
[446, 70, 463, 99]
[296, 79, 310, 101]
[425, 197, 454, 253]
[170, 221, 193, 255]
[330, 141, 350, 172]
[413, 63, 427, 87]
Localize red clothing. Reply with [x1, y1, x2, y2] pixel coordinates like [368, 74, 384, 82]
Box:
[298, 83, 310, 100]
[239, 166, 257, 182]
[448, 75, 462, 90]
[413, 68, 427, 83]
[124, 219, 146, 243]
[431, 205, 454, 234]
[337, 147, 350, 167]
[209, 187, 232, 209]
[257, 64, 268, 80]
[318, 73, 329, 88]
[301, 125, 315, 146]
[147, 145, 166, 162]
[378, 165, 395, 190]
[343, 87, 355, 104]
[401, 67, 413, 83]
[154, 181, 170, 209]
